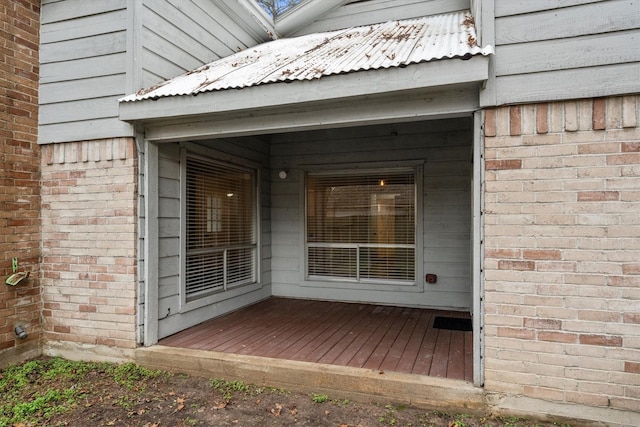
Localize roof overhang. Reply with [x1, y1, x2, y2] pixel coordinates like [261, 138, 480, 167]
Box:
[119, 11, 493, 141]
[121, 56, 488, 142]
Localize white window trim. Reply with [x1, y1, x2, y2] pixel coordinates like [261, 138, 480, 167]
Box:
[300, 162, 424, 293]
[179, 145, 262, 313]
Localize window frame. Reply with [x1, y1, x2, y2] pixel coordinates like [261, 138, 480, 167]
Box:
[180, 147, 261, 312]
[301, 163, 424, 292]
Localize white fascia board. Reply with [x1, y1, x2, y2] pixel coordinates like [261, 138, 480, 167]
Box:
[220, 0, 275, 42]
[275, 0, 349, 36]
[119, 55, 489, 123]
[143, 84, 480, 142]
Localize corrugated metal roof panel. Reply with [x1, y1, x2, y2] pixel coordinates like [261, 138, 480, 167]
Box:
[121, 11, 493, 102]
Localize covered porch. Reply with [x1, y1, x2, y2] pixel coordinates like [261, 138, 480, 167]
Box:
[159, 297, 472, 381]
[121, 9, 489, 389]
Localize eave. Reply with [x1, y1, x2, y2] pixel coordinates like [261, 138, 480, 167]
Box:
[119, 56, 489, 141]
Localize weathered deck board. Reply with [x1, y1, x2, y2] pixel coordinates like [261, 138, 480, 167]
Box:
[159, 298, 473, 381]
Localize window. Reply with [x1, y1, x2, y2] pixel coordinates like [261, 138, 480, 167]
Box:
[306, 169, 416, 284]
[185, 154, 257, 301]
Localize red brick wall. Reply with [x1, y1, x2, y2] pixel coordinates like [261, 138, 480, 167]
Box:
[0, 0, 41, 360]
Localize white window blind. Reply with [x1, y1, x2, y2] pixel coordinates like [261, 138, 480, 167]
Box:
[306, 170, 415, 283]
[185, 155, 257, 301]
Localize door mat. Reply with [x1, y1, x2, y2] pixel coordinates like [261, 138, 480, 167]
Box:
[433, 316, 472, 331]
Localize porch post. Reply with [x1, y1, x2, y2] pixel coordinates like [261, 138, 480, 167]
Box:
[472, 110, 485, 386]
[144, 139, 159, 346]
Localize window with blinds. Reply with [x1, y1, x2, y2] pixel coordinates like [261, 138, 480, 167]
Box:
[306, 170, 416, 284]
[185, 154, 257, 301]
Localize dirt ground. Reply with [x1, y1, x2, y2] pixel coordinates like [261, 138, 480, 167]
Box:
[1, 357, 576, 427]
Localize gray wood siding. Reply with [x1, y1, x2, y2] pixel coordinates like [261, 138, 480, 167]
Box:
[39, 0, 131, 143]
[156, 138, 272, 339]
[270, 118, 473, 310]
[40, 0, 269, 144]
[294, 0, 470, 35]
[139, 0, 263, 88]
[486, 0, 640, 106]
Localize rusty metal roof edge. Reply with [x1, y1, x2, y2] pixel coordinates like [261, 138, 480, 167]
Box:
[120, 11, 493, 103]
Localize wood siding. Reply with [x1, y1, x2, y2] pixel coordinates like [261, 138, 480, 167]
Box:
[139, 0, 261, 88]
[270, 119, 473, 310]
[39, 0, 131, 143]
[39, 0, 268, 144]
[293, 0, 470, 35]
[155, 138, 273, 339]
[486, 0, 640, 106]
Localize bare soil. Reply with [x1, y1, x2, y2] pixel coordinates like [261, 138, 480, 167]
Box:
[1, 357, 575, 427]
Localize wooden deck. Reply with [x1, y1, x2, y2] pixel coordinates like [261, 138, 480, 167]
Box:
[159, 298, 473, 381]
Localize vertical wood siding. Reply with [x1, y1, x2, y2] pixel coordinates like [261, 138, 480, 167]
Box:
[155, 138, 272, 339]
[39, 0, 131, 143]
[293, 0, 470, 36]
[487, 0, 640, 105]
[270, 119, 473, 310]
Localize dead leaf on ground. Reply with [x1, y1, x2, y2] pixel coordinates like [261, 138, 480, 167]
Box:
[213, 400, 228, 410]
[176, 397, 185, 411]
[270, 402, 283, 416]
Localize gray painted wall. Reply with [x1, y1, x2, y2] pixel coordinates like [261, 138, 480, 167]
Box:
[139, 0, 262, 88]
[39, 0, 131, 144]
[39, 0, 268, 144]
[270, 119, 473, 310]
[155, 138, 273, 339]
[484, 0, 640, 106]
[293, 0, 470, 35]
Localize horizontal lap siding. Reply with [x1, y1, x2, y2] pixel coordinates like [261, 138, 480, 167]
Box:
[39, 0, 268, 144]
[156, 138, 272, 339]
[294, 0, 470, 35]
[489, 0, 640, 105]
[39, 0, 130, 143]
[270, 119, 472, 310]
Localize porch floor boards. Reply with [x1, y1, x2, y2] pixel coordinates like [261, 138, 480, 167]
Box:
[159, 298, 473, 381]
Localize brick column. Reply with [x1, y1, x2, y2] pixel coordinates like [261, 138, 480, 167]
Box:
[483, 96, 640, 414]
[41, 138, 138, 350]
[0, 0, 41, 364]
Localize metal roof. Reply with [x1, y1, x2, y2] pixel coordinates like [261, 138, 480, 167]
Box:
[120, 11, 493, 103]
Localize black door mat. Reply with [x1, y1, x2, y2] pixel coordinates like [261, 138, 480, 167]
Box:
[433, 316, 472, 331]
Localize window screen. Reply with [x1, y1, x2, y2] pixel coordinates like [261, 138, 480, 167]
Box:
[306, 170, 415, 283]
[185, 155, 257, 301]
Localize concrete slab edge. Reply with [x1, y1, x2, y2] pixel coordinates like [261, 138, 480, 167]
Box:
[0, 340, 42, 369]
[487, 394, 637, 427]
[134, 345, 486, 413]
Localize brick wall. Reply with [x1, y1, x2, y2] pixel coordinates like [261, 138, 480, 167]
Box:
[484, 96, 640, 413]
[41, 138, 138, 349]
[0, 0, 41, 361]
